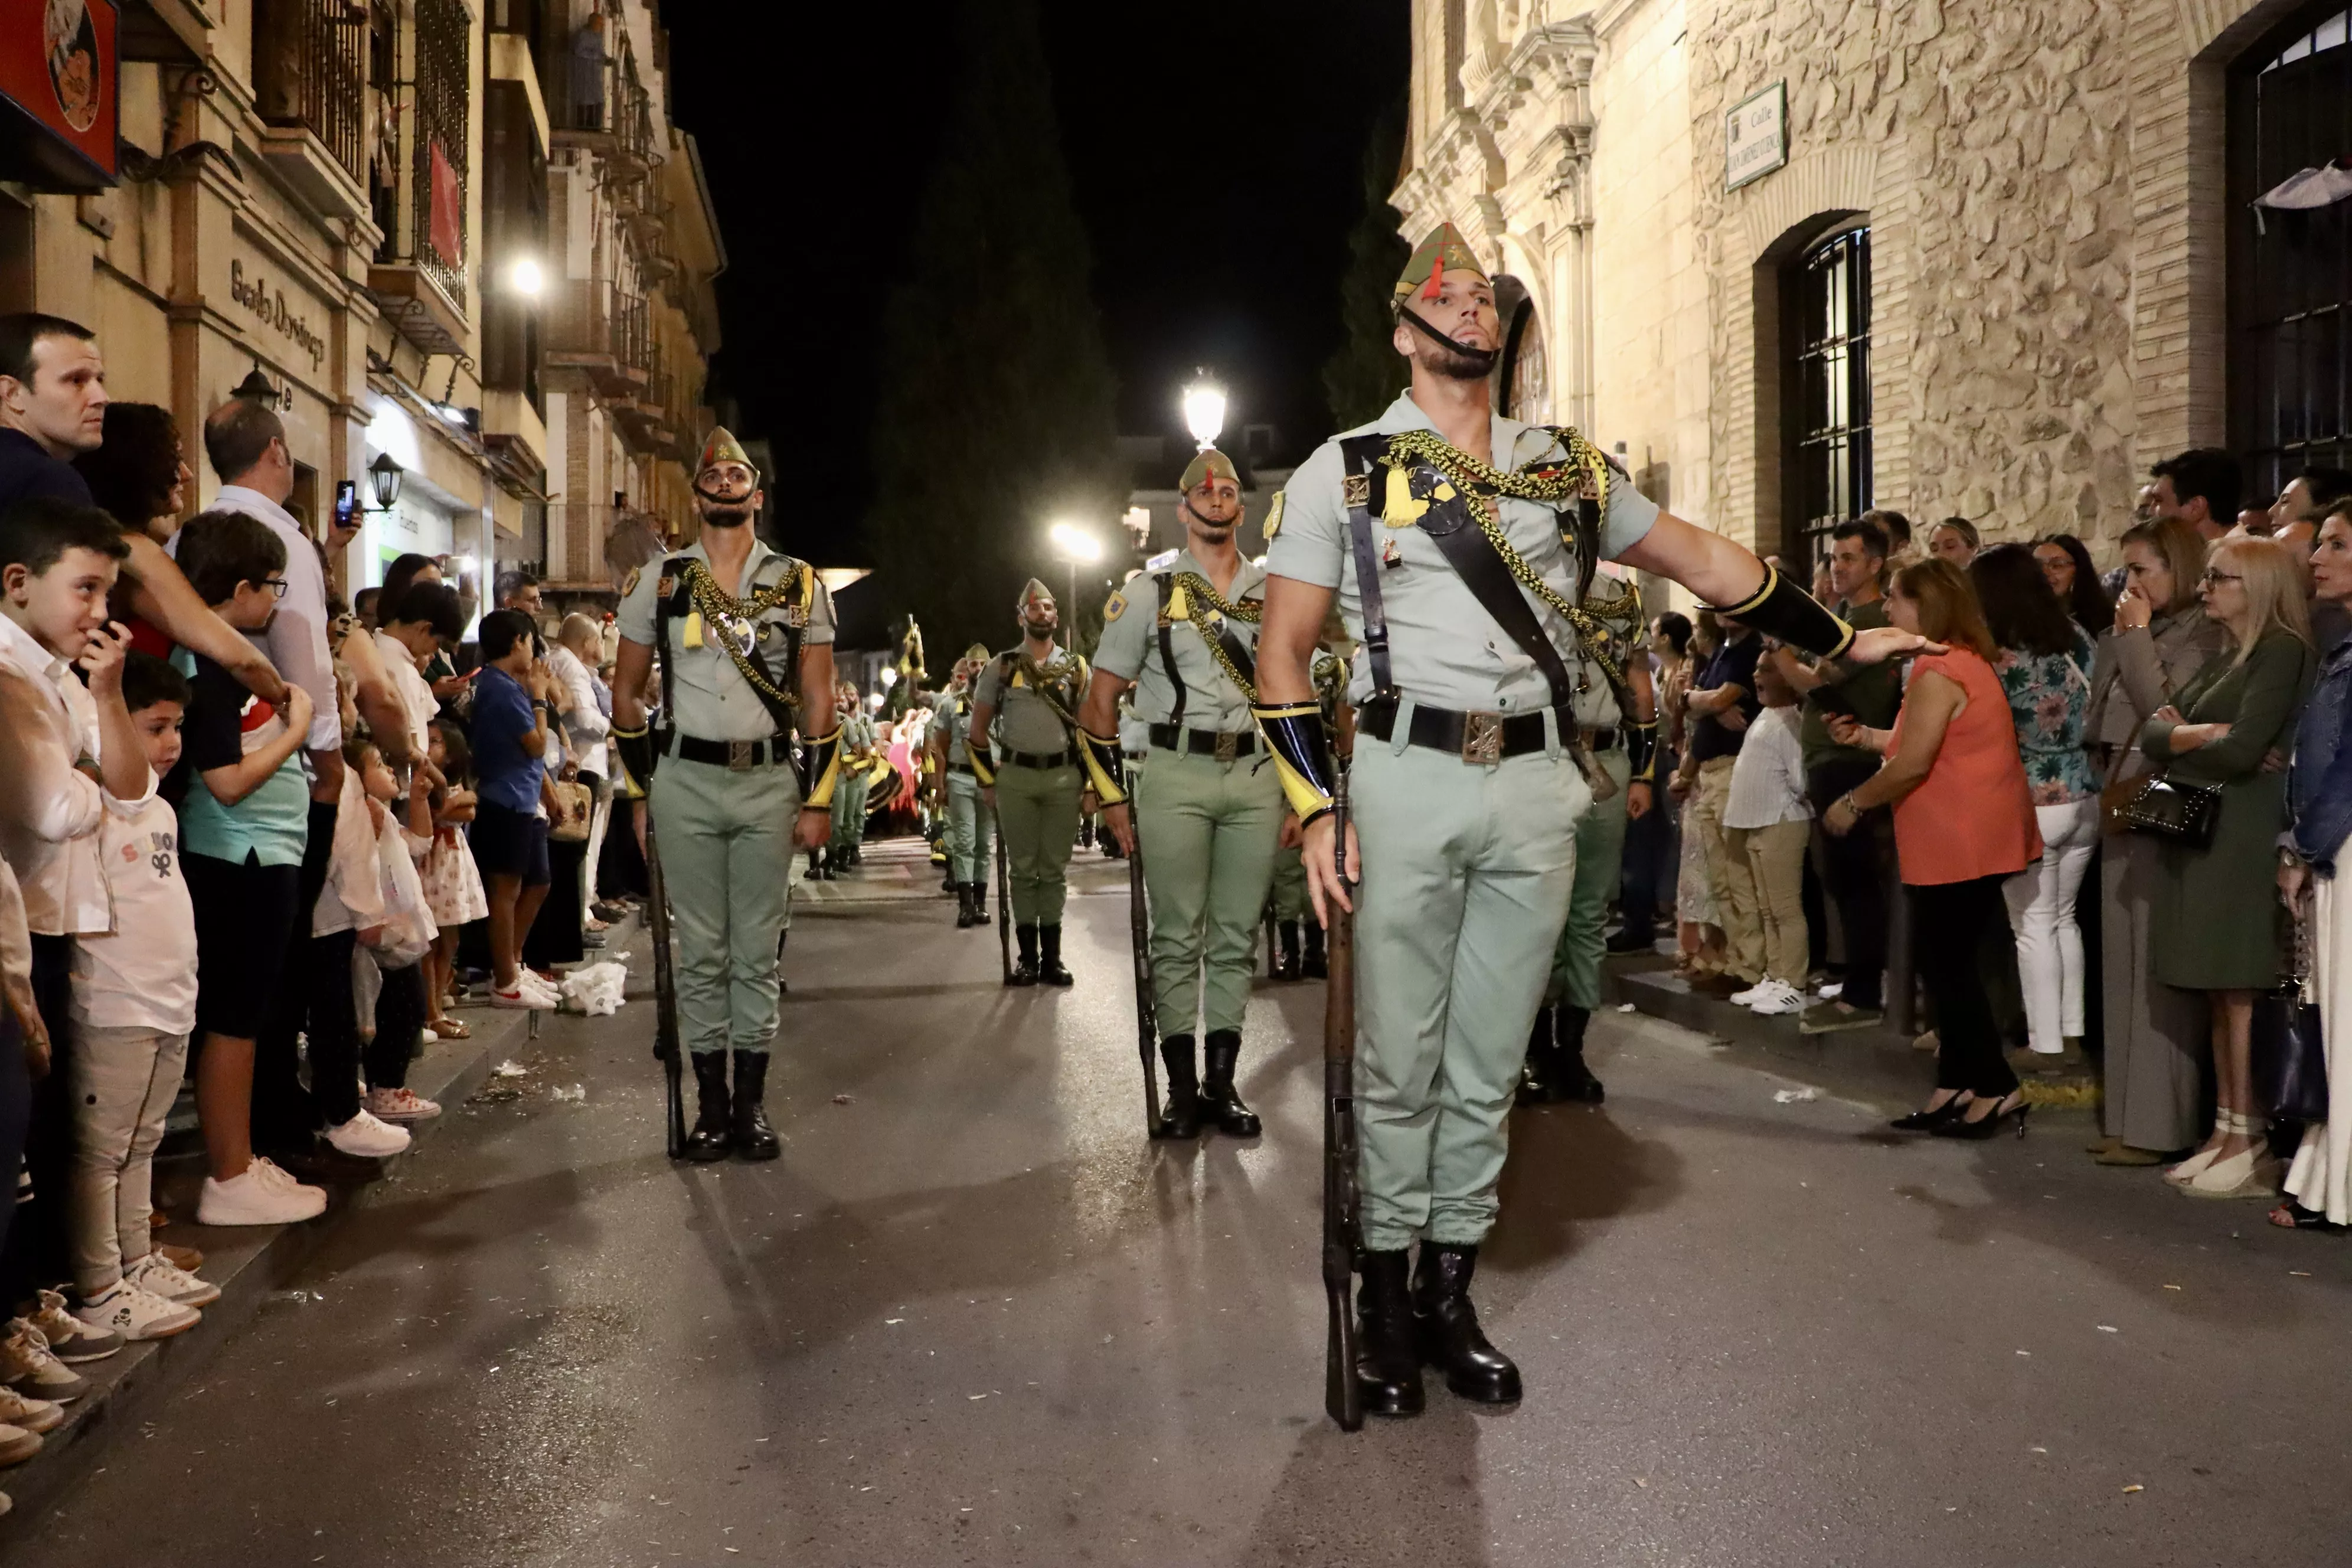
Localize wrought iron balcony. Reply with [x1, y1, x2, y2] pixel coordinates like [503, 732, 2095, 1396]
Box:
[545, 279, 652, 400]
[252, 0, 369, 205]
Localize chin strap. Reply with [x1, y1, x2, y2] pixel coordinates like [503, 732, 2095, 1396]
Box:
[795, 726, 842, 809]
[1397, 306, 1498, 372]
[1706, 562, 1856, 659]
[1624, 718, 1658, 785]
[1077, 728, 1126, 806]
[1253, 701, 1338, 827]
[968, 740, 997, 787]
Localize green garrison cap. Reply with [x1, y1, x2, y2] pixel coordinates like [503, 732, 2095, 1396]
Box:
[1394, 221, 1489, 304]
[963, 642, 991, 664]
[1018, 577, 1056, 609]
[697, 425, 757, 482]
[1180, 447, 1239, 493]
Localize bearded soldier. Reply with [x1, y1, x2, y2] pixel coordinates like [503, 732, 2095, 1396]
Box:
[1077, 449, 1281, 1138]
[1250, 224, 1922, 1415]
[929, 645, 996, 927]
[968, 582, 1092, 986]
[825, 680, 877, 876]
[610, 429, 839, 1162]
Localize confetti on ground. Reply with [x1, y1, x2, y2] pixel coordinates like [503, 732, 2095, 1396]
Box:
[1773, 1087, 1819, 1104]
[2122, 1484, 2144, 1494]
[833, 1094, 854, 1105]
[2097, 1325, 2118, 1333]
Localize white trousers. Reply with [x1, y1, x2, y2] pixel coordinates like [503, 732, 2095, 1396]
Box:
[2001, 798, 2099, 1054]
[2286, 875, 2352, 1223]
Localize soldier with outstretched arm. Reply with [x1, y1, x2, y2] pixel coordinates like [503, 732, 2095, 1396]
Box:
[1249, 226, 1930, 1419]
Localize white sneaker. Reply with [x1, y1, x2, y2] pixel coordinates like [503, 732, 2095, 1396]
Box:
[0, 1420, 39, 1466]
[0, 1322, 87, 1402]
[123, 1250, 221, 1308]
[365, 1086, 442, 1123]
[525, 972, 563, 1005]
[74, 1282, 198, 1342]
[1750, 981, 1808, 1017]
[492, 982, 547, 1010]
[325, 1109, 411, 1158]
[197, 1158, 328, 1226]
[1729, 979, 1773, 1007]
[419, 1027, 439, 1045]
[0, 1384, 60, 1436]
[29, 1291, 121, 1363]
[1816, 980, 1845, 1000]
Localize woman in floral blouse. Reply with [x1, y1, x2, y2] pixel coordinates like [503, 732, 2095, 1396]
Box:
[1974, 545, 2099, 1067]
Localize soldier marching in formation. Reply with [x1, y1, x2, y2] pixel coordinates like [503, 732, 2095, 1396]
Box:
[1078, 448, 1280, 1139]
[821, 680, 878, 878]
[930, 644, 997, 927]
[967, 582, 1092, 986]
[611, 428, 839, 1162]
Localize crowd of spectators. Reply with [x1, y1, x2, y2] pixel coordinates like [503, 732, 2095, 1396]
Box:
[0, 312, 636, 1496]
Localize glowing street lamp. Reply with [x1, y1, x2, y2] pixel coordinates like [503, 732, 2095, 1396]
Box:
[507, 257, 545, 298]
[1048, 520, 1103, 634]
[1181, 370, 1226, 452]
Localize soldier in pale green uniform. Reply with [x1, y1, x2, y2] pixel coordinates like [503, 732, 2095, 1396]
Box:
[825, 681, 877, 874]
[968, 582, 1092, 986]
[611, 428, 841, 1162]
[928, 645, 995, 927]
[1521, 570, 1658, 1103]
[1079, 448, 1282, 1139]
[1250, 224, 1915, 1416]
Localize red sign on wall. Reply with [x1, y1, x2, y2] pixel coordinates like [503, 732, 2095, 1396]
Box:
[0, 0, 119, 191]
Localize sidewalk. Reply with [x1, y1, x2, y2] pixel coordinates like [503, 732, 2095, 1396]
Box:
[0, 943, 618, 1528]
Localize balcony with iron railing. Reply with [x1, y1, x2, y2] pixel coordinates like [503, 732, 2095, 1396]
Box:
[367, 0, 471, 352]
[251, 0, 371, 222]
[545, 278, 652, 401]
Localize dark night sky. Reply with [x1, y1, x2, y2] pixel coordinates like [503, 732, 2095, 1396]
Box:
[665, 2, 1410, 561]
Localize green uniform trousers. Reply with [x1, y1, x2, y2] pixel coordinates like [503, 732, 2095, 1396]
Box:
[945, 770, 992, 884]
[1352, 718, 1590, 1250]
[649, 753, 797, 1059]
[1269, 841, 1308, 921]
[1544, 747, 1632, 1012]
[994, 760, 1081, 923]
[829, 766, 870, 852]
[1135, 749, 1283, 1037]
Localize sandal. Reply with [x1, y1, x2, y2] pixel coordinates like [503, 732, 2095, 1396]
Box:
[2268, 1200, 2345, 1232]
[430, 1017, 471, 1040]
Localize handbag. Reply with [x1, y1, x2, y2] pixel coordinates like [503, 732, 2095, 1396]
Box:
[2118, 773, 2223, 848]
[2253, 907, 2328, 1123]
[548, 779, 594, 844]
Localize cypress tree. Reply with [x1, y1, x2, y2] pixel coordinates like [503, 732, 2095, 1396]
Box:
[1321, 103, 1412, 431]
[865, 0, 1120, 659]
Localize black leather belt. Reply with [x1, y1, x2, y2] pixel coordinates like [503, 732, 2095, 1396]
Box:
[1586, 726, 1619, 752]
[668, 732, 788, 770]
[1358, 700, 1575, 765]
[1006, 747, 1073, 769]
[1146, 723, 1258, 760]
[948, 762, 973, 776]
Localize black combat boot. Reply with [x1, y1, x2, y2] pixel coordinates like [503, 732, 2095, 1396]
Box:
[1037, 923, 1074, 985]
[1155, 1034, 1201, 1139]
[955, 884, 977, 929]
[1355, 1249, 1426, 1417]
[1274, 922, 1302, 981]
[1301, 920, 1327, 979]
[1011, 923, 1041, 986]
[684, 1052, 731, 1162]
[1412, 1243, 1521, 1404]
[730, 1050, 780, 1160]
[806, 849, 824, 883]
[1198, 1030, 1262, 1137]
[1554, 1005, 1605, 1103]
[970, 883, 991, 925]
[1516, 1005, 1563, 1105]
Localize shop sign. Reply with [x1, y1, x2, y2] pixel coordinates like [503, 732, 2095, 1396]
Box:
[1725, 81, 1787, 192]
[227, 257, 330, 375]
[0, 0, 118, 191]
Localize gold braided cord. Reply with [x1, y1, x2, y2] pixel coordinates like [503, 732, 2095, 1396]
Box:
[1168, 571, 1261, 702]
[1010, 649, 1087, 731]
[681, 560, 804, 712]
[1377, 429, 1628, 695]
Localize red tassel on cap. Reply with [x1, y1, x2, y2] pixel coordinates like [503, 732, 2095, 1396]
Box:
[1421, 254, 1445, 300]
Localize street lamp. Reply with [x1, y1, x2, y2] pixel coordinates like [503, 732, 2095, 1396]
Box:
[1048, 520, 1102, 635]
[507, 257, 545, 298]
[367, 451, 405, 511]
[1181, 370, 1225, 452]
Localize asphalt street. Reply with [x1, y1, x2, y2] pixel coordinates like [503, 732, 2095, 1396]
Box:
[18, 835, 2352, 1567]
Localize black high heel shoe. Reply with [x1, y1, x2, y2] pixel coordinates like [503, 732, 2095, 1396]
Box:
[1890, 1095, 1971, 1132]
[1933, 1093, 2029, 1140]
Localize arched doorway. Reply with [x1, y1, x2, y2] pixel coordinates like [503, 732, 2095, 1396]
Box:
[1779, 220, 1872, 567]
[1490, 275, 1549, 423]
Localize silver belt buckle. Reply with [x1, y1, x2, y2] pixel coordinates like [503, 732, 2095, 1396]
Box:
[1214, 730, 1237, 763]
[727, 739, 756, 772]
[1461, 710, 1504, 766]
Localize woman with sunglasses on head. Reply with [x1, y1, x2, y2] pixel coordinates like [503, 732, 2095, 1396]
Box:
[2142, 537, 2317, 1200]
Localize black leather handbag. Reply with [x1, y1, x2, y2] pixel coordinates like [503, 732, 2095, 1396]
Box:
[2119, 773, 2224, 850]
[2254, 911, 2328, 1123]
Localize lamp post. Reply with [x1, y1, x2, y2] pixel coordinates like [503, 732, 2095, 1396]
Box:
[1181, 368, 1226, 455]
[1048, 520, 1103, 642]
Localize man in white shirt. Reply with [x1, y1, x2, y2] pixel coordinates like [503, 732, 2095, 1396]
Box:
[1720, 656, 1815, 1015]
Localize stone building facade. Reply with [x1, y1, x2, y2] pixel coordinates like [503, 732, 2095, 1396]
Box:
[1397, 0, 2352, 564]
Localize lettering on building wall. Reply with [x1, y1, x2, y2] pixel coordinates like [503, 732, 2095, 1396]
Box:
[1725, 81, 1787, 192]
[228, 259, 326, 373]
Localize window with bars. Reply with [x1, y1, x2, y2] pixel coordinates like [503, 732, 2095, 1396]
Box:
[410, 0, 469, 310]
[252, 0, 368, 188]
[1783, 226, 1873, 567]
[2227, 6, 2351, 501]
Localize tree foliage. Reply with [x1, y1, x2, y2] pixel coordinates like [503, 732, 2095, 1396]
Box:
[865, 0, 1121, 661]
[1320, 102, 1412, 432]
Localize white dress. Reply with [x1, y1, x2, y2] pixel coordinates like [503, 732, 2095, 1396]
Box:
[2284, 873, 2352, 1222]
[420, 824, 489, 928]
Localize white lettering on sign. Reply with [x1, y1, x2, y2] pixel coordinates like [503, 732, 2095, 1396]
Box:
[1725, 81, 1788, 192]
[229, 259, 327, 373]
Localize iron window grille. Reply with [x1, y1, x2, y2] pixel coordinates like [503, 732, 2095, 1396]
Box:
[253, 0, 369, 189]
[1788, 226, 1873, 567]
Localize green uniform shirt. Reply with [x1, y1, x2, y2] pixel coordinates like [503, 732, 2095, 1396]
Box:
[1265, 391, 1661, 713]
[972, 643, 1085, 755]
[1092, 549, 1266, 736]
[932, 687, 976, 766]
[1797, 596, 1900, 772]
[616, 538, 837, 741]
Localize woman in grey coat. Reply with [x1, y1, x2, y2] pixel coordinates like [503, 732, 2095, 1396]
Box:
[2082, 520, 2227, 1165]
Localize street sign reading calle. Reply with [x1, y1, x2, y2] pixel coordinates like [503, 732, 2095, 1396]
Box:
[1725, 81, 1788, 192]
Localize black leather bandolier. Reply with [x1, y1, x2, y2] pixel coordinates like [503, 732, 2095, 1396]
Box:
[1152, 571, 1260, 730]
[651, 552, 809, 766]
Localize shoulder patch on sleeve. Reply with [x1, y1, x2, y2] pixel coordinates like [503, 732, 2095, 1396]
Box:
[620, 566, 641, 597]
[1263, 489, 1286, 541]
[1103, 589, 1127, 623]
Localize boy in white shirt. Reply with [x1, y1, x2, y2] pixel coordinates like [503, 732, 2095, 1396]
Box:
[1721, 655, 1815, 1015]
[67, 652, 215, 1341]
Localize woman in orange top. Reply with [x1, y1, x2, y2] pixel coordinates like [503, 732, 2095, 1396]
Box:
[1824, 559, 2042, 1136]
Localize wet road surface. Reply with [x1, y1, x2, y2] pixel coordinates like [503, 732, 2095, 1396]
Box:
[21, 838, 2352, 1567]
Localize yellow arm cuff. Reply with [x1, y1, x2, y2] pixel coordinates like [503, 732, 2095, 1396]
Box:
[796, 727, 843, 809]
[968, 743, 997, 787]
[1252, 701, 1337, 825]
[1077, 729, 1128, 806]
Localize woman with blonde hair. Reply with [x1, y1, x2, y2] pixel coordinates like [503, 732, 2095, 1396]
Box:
[1825, 560, 2041, 1136]
[2142, 537, 2317, 1198]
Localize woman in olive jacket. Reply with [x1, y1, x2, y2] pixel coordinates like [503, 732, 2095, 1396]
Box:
[2083, 520, 2228, 1166]
[2143, 537, 2317, 1200]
